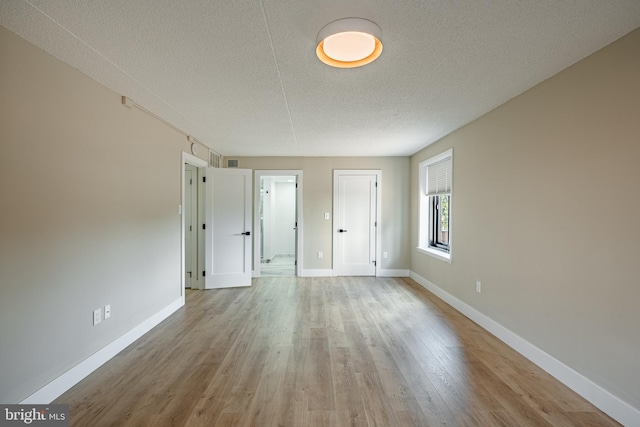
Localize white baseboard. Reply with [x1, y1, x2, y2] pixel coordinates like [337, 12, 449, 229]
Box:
[409, 271, 640, 427]
[377, 269, 410, 277]
[301, 269, 333, 277]
[20, 297, 184, 405]
[301, 269, 410, 278]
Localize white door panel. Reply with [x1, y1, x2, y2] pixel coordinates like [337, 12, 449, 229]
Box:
[334, 171, 379, 276]
[205, 168, 252, 288]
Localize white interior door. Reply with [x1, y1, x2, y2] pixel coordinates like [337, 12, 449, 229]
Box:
[333, 171, 379, 276]
[205, 167, 252, 288]
[184, 164, 198, 288]
[181, 151, 207, 297]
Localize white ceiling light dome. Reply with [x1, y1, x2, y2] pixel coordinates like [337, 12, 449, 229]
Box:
[316, 18, 383, 68]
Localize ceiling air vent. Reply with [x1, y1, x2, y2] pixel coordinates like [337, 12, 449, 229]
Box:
[209, 150, 221, 168]
[227, 159, 239, 168]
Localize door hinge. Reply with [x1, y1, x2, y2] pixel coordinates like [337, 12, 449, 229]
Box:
[190, 178, 192, 185]
[189, 225, 192, 231]
[202, 271, 205, 277]
[373, 260, 376, 266]
[375, 182, 378, 187]
[187, 271, 192, 278]
[202, 224, 206, 230]
[202, 176, 206, 183]
[294, 260, 297, 266]
[375, 221, 377, 227]
[295, 183, 298, 188]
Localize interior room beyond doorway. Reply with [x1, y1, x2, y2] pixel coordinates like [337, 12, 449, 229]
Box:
[260, 175, 297, 276]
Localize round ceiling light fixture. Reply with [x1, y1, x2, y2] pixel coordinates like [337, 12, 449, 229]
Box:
[316, 18, 383, 68]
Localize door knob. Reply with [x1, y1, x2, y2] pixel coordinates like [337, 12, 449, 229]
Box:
[241, 231, 251, 236]
[338, 229, 347, 233]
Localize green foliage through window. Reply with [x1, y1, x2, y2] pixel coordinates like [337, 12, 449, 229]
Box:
[440, 195, 449, 232]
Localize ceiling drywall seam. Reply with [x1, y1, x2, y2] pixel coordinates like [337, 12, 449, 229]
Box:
[258, 0, 301, 154]
[21, 0, 213, 150]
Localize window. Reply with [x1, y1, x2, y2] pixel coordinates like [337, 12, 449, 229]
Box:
[418, 149, 453, 262]
[431, 193, 450, 249]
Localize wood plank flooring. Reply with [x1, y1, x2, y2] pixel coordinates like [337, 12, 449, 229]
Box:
[260, 255, 296, 277]
[56, 277, 619, 426]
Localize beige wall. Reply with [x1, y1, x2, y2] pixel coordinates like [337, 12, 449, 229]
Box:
[0, 26, 208, 402]
[234, 157, 411, 272]
[410, 28, 640, 408]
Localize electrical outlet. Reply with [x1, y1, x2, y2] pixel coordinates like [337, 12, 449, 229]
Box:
[383, 251, 388, 259]
[318, 251, 323, 259]
[104, 305, 111, 319]
[475, 281, 482, 293]
[93, 308, 101, 325]
[324, 212, 330, 220]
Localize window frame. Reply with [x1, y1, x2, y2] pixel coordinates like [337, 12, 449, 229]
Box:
[430, 194, 450, 251]
[418, 149, 453, 263]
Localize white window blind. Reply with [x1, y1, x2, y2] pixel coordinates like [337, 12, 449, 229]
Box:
[426, 157, 452, 196]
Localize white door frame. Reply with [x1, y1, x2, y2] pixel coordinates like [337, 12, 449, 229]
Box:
[181, 152, 207, 302]
[332, 170, 382, 277]
[253, 170, 303, 277]
[184, 163, 198, 289]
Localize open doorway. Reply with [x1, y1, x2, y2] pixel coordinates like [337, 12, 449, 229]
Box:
[254, 171, 303, 277]
[181, 152, 207, 300]
[261, 176, 296, 275]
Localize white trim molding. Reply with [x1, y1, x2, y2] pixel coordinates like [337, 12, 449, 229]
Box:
[409, 271, 640, 427]
[301, 269, 334, 277]
[20, 298, 184, 404]
[417, 246, 452, 263]
[377, 269, 410, 277]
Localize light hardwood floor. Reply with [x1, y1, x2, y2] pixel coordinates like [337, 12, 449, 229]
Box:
[56, 277, 619, 426]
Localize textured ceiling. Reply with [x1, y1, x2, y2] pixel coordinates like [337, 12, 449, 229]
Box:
[2, 1, 639, 157]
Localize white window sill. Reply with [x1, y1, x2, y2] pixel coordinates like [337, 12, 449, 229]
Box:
[417, 246, 452, 263]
